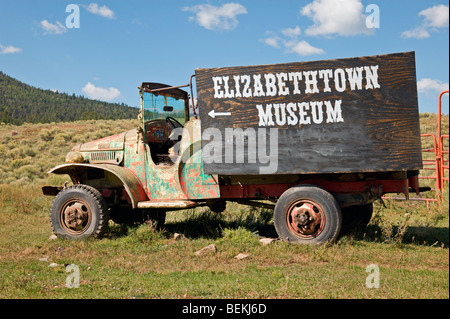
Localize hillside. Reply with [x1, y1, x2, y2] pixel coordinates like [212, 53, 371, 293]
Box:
[0, 118, 448, 299]
[0, 71, 139, 125]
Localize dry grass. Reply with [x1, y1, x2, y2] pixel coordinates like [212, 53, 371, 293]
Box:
[0, 119, 138, 184]
[0, 186, 447, 299]
[0, 116, 448, 299]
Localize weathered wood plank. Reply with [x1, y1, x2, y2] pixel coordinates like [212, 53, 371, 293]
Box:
[195, 52, 422, 175]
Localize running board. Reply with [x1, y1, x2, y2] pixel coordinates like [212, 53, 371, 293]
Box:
[137, 200, 198, 209]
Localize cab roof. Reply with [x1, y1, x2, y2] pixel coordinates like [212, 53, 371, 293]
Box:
[140, 82, 188, 100]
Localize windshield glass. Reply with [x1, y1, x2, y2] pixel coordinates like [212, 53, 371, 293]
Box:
[142, 92, 186, 124]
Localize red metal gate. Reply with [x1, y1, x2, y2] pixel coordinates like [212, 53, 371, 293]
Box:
[437, 90, 449, 192]
[383, 90, 448, 208]
[440, 134, 449, 188]
[420, 133, 440, 191]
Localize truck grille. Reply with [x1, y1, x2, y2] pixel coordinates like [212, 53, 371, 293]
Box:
[89, 151, 123, 164]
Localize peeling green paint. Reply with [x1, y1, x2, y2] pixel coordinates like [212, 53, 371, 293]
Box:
[51, 91, 220, 204]
[117, 118, 220, 201]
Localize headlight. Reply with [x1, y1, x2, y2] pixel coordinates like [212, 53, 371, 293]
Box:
[65, 151, 85, 163]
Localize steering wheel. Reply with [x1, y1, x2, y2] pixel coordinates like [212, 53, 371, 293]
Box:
[166, 116, 184, 129]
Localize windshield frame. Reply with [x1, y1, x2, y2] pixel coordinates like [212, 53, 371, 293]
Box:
[139, 82, 190, 126]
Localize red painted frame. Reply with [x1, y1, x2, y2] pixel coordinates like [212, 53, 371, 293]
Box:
[220, 176, 414, 200]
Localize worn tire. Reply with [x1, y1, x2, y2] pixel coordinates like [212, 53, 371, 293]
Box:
[274, 186, 342, 245]
[50, 184, 109, 239]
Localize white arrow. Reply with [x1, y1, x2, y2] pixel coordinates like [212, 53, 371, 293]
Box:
[208, 110, 231, 118]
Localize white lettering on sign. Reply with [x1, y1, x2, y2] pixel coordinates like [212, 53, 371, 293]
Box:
[211, 66, 380, 99]
[255, 100, 344, 127]
[210, 64, 381, 127]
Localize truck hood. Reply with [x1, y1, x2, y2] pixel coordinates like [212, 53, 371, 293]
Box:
[73, 131, 127, 152]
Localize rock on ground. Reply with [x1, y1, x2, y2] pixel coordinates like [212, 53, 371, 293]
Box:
[194, 244, 217, 256]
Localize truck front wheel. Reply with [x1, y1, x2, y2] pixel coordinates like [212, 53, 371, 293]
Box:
[50, 184, 109, 239]
[274, 186, 342, 245]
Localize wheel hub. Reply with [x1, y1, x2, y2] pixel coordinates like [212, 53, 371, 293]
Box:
[63, 202, 89, 231]
[287, 201, 324, 238]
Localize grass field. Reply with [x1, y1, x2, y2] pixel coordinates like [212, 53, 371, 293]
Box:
[0, 115, 448, 299]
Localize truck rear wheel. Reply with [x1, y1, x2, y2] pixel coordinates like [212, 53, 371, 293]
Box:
[274, 186, 342, 245]
[50, 184, 109, 239]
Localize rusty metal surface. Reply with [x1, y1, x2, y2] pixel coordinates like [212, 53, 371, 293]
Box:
[79, 131, 126, 152]
[219, 177, 410, 199]
[178, 119, 220, 199]
[137, 200, 198, 209]
[437, 90, 449, 190]
[49, 115, 221, 206]
[287, 200, 325, 239]
[119, 117, 220, 201]
[63, 201, 90, 232]
[48, 163, 148, 208]
[141, 118, 220, 200]
[139, 82, 189, 100]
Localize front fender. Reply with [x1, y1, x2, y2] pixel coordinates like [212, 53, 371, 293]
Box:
[47, 163, 148, 208]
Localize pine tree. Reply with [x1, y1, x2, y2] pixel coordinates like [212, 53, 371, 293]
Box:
[0, 72, 139, 125]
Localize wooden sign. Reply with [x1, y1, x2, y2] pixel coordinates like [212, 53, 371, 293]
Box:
[195, 52, 422, 175]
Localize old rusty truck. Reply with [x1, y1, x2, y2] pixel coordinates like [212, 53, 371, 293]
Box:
[43, 51, 428, 244]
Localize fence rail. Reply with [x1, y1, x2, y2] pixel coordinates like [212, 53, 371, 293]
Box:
[383, 90, 448, 208]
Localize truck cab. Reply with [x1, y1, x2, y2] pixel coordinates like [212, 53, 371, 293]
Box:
[44, 82, 220, 239]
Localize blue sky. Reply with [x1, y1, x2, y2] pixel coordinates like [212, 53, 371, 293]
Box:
[0, 0, 448, 113]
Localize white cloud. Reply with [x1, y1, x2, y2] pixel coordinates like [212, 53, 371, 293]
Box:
[285, 40, 325, 56]
[281, 26, 301, 38]
[262, 26, 324, 57]
[86, 3, 115, 19]
[263, 37, 281, 48]
[401, 27, 430, 39]
[417, 78, 449, 96]
[82, 82, 121, 101]
[301, 0, 372, 37]
[40, 20, 67, 35]
[420, 5, 449, 28]
[183, 3, 247, 31]
[0, 44, 22, 54]
[402, 5, 449, 39]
